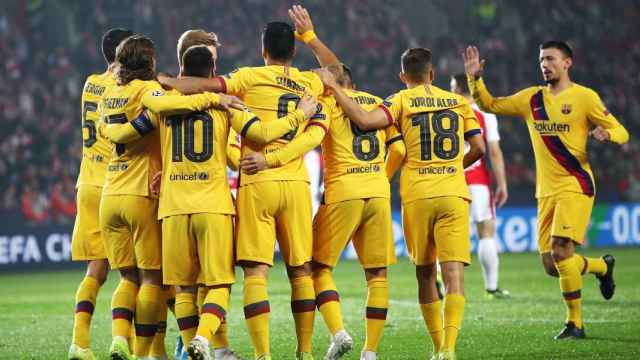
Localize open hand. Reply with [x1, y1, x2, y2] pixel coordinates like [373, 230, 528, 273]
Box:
[216, 94, 246, 111]
[297, 94, 319, 118]
[463, 46, 485, 77]
[289, 5, 314, 35]
[313, 68, 339, 90]
[494, 183, 508, 208]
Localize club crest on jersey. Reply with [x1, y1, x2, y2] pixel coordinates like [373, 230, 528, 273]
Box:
[561, 104, 572, 115]
[151, 90, 165, 97]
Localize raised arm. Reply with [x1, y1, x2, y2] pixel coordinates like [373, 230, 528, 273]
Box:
[230, 94, 318, 144]
[289, 5, 340, 67]
[315, 68, 390, 131]
[464, 46, 523, 117]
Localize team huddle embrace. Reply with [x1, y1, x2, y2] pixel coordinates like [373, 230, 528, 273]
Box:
[68, 5, 628, 360]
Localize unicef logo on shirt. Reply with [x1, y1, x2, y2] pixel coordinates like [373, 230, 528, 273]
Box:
[446, 166, 457, 174]
[198, 172, 209, 181]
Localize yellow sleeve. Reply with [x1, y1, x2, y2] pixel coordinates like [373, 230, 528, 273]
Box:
[265, 124, 327, 167]
[229, 107, 308, 144]
[220, 67, 253, 96]
[468, 76, 526, 117]
[380, 92, 402, 126]
[461, 105, 482, 139]
[99, 111, 158, 143]
[226, 129, 241, 171]
[140, 83, 221, 115]
[385, 125, 405, 179]
[586, 90, 629, 144]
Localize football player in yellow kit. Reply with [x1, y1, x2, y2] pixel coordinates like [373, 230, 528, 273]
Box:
[158, 16, 338, 359]
[316, 48, 485, 360]
[102, 43, 318, 360]
[464, 41, 629, 339]
[98, 35, 245, 360]
[68, 28, 133, 360]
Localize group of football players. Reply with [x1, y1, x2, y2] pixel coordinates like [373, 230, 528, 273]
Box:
[68, 4, 628, 360]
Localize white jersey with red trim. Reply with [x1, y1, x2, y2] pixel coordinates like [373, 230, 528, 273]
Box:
[464, 104, 500, 185]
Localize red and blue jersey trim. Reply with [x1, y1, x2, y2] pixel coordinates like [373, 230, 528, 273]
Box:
[541, 135, 594, 196]
[530, 90, 549, 121]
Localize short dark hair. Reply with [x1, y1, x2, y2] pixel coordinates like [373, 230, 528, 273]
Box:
[182, 45, 215, 78]
[452, 73, 469, 95]
[340, 64, 354, 88]
[401, 48, 432, 82]
[115, 35, 156, 85]
[540, 40, 573, 59]
[102, 28, 134, 64]
[262, 22, 295, 62]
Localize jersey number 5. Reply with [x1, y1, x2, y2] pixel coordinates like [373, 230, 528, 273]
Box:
[169, 112, 214, 163]
[411, 109, 459, 161]
[82, 101, 98, 148]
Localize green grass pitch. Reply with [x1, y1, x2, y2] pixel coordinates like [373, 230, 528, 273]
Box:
[1, 248, 640, 359]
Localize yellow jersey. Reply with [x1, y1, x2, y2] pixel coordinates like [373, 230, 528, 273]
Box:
[220, 65, 328, 185]
[381, 85, 480, 204]
[469, 78, 629, 198]
[322, 89, 400, 204]
[76, 71, 116, 188]
[100, 79, 222, 197]
[155, 98, 255, 218]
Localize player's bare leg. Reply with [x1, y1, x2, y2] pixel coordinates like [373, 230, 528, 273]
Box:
[242, 263, 271, 360]
[310, 261, 352, 360]
[69, 259, 109, 360]
[360, 267, 388, 360]
[287, 263, 316, 360]
[416, 264, 443, 359]
[476, 220, 509, 299]
[110, 268, 139, 360]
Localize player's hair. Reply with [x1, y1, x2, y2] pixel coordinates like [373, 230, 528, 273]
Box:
[540, 40, 573, 59]
[182, 45, 215, 78]
[401, 47, 432, 82]
[102, 28, 134, 64]
[325, 63, 354, 88]
[262, 22, 295, 62]
[115, 35, 156, 85]
[177, 29, 220, 67]
[452, 73, 469, 95]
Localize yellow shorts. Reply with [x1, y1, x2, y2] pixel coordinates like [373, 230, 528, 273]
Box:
[402, 196, 471, 266]
[313, 198, 396, 269]
[537, 192, 594, 253]
[162, 213, 235, 286]
[236, 181, 312, 267]
[99, 195, 161, 270]
[71, 185, 106, 261]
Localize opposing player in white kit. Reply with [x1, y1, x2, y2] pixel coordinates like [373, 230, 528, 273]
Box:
[451, 74, 510, 299]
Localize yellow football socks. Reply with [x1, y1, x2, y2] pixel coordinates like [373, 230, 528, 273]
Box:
[313, 268, 344, 335]
[149, 286, 173, 358]
[556, 257, 583, 328]
[420, 300, 443, 354]
[364, 277, 389, 352]
[291, 276, 316, 353]
[443, 294, 465, 353]
[197, 286, 207, 313]
[582, 255, 607, 276]
[243, 275, 270, 358]
[111, 278, 138, 339]
[175, 292, 199, 346]
[133, 284, 162, 356]
[212, 318, 230, 349]
[197, 287, 230, 342]
[72, 276, 101, 348]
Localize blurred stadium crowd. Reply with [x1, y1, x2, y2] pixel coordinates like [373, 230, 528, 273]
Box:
[1, 0, 638, 225]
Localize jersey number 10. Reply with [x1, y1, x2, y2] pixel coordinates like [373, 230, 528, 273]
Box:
[169, 112, 214, 163]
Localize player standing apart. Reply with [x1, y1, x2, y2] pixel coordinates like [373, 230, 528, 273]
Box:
[317, 47, 485, 360]
[464, 41, 628, 339]
[451, 73, 510, 299]
[68, 28, 132, 360]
